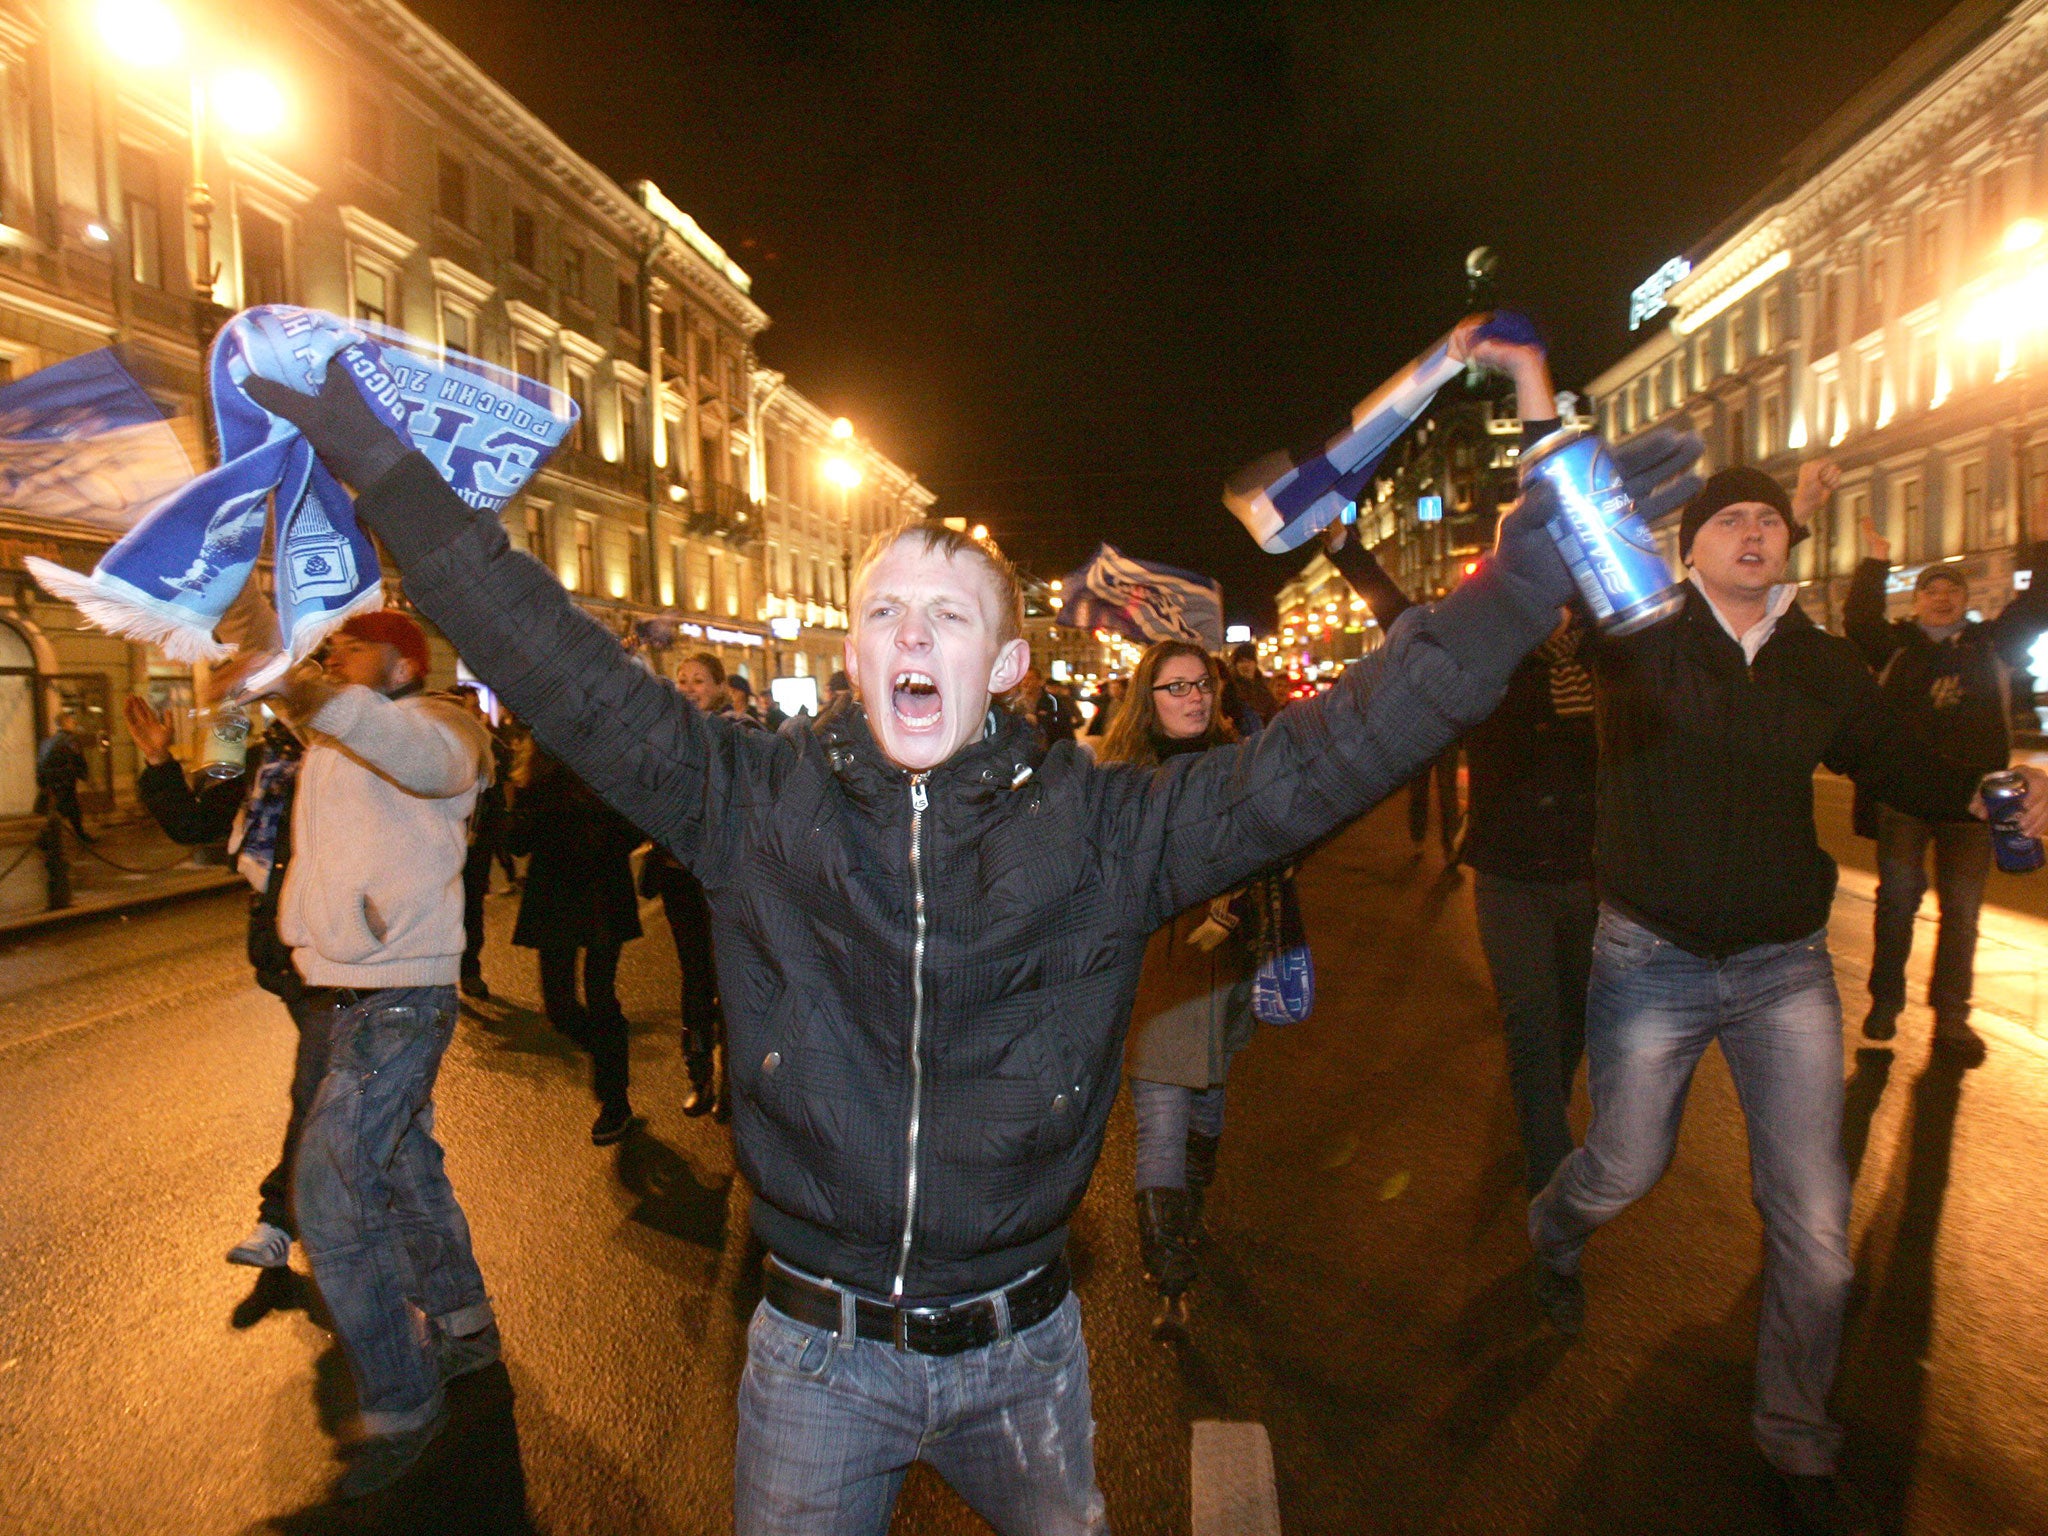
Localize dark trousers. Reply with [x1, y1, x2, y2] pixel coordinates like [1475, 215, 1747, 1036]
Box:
[1471, 871, 1594, 1196]
[460, 838, 493, 974]
[256, 990, 338, 1236]
[538, 942, 629, 1110]
[1407, 746, 1461, 853]
[41, 785, 89, 841]
[1870, 805, 1993, 1024]
[657, 867, 722, 1056]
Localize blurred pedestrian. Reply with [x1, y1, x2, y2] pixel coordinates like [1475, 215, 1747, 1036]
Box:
[507, 746, 647, 1145]
[1846, 489, 2048, 1063]
[452, 684, 507, 1000]
[1326, 342, 1596, 1200]
[123, 694, 313, 1269]
[1083, 675, 1126, 738]
[641, 651, 750, 1118]
[1011, 661, 1077, 748]
[728, 672, 763, 725]
[258, 610, 498, 1500]
[35, 712, 94, 842]
[253, 335, 1579, 1536]
[1525, 463, 2048, 1531]
[1098, 640, 1251, 1341]
[1220, 643, 1277, 737]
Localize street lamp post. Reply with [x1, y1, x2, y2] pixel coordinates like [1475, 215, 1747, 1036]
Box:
[93, 0, 290, 456]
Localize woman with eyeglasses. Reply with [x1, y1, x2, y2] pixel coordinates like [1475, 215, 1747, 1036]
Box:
[1098, 639, 1257, 1341]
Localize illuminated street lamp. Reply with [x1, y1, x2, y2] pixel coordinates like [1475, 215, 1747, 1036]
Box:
[1962, 218, 2048, 546]
[92, 0, 291, 315]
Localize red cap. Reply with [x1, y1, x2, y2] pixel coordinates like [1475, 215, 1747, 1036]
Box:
[339, 610, 431, 681]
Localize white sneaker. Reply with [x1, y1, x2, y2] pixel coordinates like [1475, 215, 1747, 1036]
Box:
[227, 1221, 292, 1268]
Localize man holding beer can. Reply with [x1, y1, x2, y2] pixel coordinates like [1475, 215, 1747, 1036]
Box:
[1525, 463, 2048, 1534]
[1844, 508, 2048, 1064]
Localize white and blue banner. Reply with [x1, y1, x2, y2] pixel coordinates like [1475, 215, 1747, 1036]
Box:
[1056, 543, 1225, 650]
[0, 348, 192, 533]
[1223, 310, 1542, 554]
[27, 305, 577, 690]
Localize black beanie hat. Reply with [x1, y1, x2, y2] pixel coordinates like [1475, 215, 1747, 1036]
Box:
[1677, 467, 1802, 563]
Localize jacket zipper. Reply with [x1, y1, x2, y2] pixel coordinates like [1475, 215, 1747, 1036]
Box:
[892, 772, 930, 1298]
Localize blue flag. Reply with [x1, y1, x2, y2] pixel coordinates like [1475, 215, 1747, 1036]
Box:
[1223, 311, 1543, 553]
[28, 305, 578, 691]
[0, 348, 193, 533]
[1057, 543, 1224, 650]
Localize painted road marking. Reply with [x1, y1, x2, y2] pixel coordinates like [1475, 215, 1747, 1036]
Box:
[1192, 1420, 1281, 1536]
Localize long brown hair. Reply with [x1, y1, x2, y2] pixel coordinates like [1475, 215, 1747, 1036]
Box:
[1097, 639, 1235, 768]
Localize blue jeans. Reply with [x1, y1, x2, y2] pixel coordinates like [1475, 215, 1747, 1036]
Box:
[1130, 1078, 1226, 1190]
[1529, 908, 1853, 1476]
[294, 986, 493, 1435]
[255, 991, 337, 1236]
[734, 1287, 1108, 1535]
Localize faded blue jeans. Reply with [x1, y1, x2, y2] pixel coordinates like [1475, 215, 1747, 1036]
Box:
[1130, 1078, 1226, 1190]
[294, 986, 493, 1435]
[734, 1286, 1108, 1535]
[1529, 907, 1854, 1476]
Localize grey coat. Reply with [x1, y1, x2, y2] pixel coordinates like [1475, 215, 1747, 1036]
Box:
[1125, 896, 1257, 1089]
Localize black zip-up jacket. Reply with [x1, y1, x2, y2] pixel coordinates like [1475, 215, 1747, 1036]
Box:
[357, 452, 1558, 1297]
[137, 747, 301, 998]
[1327, 536, 1596, 882]
[1842, 553, 2048, 818]
[1594, 584, 1983, 957]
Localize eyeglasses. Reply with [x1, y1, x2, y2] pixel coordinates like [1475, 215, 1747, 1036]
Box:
[1151, 677, 1216, 698]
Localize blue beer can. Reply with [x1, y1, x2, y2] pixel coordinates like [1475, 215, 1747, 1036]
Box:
[1979, 770, 2046, 873]
[1519, 428, 1685, 635]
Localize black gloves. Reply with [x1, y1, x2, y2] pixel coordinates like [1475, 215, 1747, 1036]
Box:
[1491, 478, 1578, 609]
[1490, 427, 1704, 612]
[1612, 427, 1704, 527]
[245, 367, 413, 494]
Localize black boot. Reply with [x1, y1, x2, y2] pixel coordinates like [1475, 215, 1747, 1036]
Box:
[1135, 1188, 1198, 1341]
[1183, 1131, 1220, 1250]
[680, 1032, 715, 1118]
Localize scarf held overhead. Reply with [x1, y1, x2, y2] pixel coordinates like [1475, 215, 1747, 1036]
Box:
[28, 306, 577, 689]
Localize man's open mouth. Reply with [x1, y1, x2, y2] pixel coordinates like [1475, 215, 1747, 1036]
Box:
[892, 670, 943, 731]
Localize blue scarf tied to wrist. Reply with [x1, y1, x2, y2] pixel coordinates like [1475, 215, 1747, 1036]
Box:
[28, 305, 577, 690]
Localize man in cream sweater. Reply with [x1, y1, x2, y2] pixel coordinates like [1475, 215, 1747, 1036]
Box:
[267, 610, 498, 1500]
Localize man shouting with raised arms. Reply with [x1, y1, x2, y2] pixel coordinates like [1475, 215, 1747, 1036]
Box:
[250, 327, 1588, 1535]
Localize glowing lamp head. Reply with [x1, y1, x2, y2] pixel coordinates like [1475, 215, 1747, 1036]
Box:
[822, 455, 862, 490]
[96, 0, 183, 67]
[212, 68, 289, 139]
[830, 416, 854, 440]
[2005, 218, 2046, 257]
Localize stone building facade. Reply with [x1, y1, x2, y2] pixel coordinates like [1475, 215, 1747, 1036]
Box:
[0, 0, 928, 820]
[1590, 0, 2048, 637]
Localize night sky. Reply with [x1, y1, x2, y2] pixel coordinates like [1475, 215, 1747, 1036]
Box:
[409, 0, 1961, 626]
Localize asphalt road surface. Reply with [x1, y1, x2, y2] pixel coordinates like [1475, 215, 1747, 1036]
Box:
[3, 793, 2045, 1535]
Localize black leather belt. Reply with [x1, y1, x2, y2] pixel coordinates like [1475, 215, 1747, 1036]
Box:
[302, 986, 373, 1009]
[762, 1253, 1071, 1356]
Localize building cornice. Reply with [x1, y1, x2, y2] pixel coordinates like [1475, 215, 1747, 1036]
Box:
[313, 0, 769, 337]
[428, 256, 495, 307]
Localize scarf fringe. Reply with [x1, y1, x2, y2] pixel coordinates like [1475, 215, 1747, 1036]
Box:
[22, 558, 236, 663]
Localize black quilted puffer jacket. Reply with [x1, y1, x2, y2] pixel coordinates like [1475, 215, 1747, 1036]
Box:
[359, 454, 1558, 1298]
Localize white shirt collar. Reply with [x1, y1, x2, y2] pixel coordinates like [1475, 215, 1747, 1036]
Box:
[1689, 569, 1800, 664]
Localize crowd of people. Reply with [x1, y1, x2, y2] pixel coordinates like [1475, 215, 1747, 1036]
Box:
[97, 319, 2048, 1533]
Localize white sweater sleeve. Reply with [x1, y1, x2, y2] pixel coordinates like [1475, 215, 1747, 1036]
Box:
[308, 689, 485, 799]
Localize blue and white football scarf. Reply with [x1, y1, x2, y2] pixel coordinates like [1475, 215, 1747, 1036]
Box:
[28, 306, 577, 692]
[1223, 311, 1544, 554]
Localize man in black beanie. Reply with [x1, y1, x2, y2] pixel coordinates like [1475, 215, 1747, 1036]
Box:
[1526, 459, 2048, 1535]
